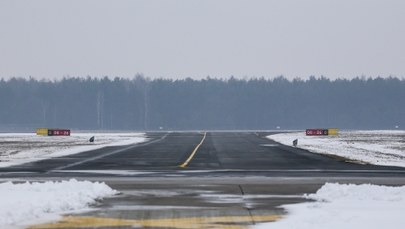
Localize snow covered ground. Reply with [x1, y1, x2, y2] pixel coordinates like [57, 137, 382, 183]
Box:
[253, 183, 405, 229]
[0, 133, 143, 228]
[267, 130, 405, 167]
[0, 179, 117, 228]
[0, 132, 147, 168]
[261, 131, 405, 228]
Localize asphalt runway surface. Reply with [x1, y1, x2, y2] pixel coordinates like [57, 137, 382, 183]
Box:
[3, 132, 405, 229]
[2, 131, 405, 176]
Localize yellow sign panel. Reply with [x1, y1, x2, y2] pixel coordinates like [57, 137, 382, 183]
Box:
[328, 128, 339, 136]
[36, 128, 48, 136]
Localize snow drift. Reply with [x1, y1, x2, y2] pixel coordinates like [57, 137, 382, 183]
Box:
[0, 179, 117, 227]
[254, 183, 405, 229]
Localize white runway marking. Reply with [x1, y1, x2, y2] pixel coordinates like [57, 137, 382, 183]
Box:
[51, 133, 169, 171]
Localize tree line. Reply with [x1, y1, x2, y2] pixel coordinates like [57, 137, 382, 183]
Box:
[0, 75, 404, 131]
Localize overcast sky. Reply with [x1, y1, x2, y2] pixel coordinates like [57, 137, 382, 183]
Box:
[1, 0, 404, 80]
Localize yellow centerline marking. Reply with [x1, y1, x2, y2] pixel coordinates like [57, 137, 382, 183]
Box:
[30, 214, 282, 229]
[179, 132, 207, 168]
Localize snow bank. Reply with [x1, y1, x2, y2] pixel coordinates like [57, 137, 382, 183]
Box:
[0, 132, 147, 167]
[253, 183, 405, 229]
[0, 179, 117, 227]
[267, 130, 405, 167]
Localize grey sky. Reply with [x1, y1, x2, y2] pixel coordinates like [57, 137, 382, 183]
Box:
[1, 0, 404, 80]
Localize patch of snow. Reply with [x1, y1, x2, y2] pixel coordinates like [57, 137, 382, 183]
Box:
[253, 183, 405, 229]
[260, 144, 280, 147]
[53, 170, 157, 176]
[0, 179, 117, 228]
[267, 130, 405, 167]
[0, 132, 147, 168]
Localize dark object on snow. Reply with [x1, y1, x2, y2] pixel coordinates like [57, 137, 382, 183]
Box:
[89, 136, 95, 143]
[293, 139, 298, 147]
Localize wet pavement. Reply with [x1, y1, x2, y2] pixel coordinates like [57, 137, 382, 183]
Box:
[27, 176, 405, 229]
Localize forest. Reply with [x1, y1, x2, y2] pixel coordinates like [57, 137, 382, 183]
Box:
[0, 76, 404, 131]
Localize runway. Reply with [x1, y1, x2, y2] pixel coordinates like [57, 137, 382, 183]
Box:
[2, 132, 405, 229]
[2, 132, 405, 177]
